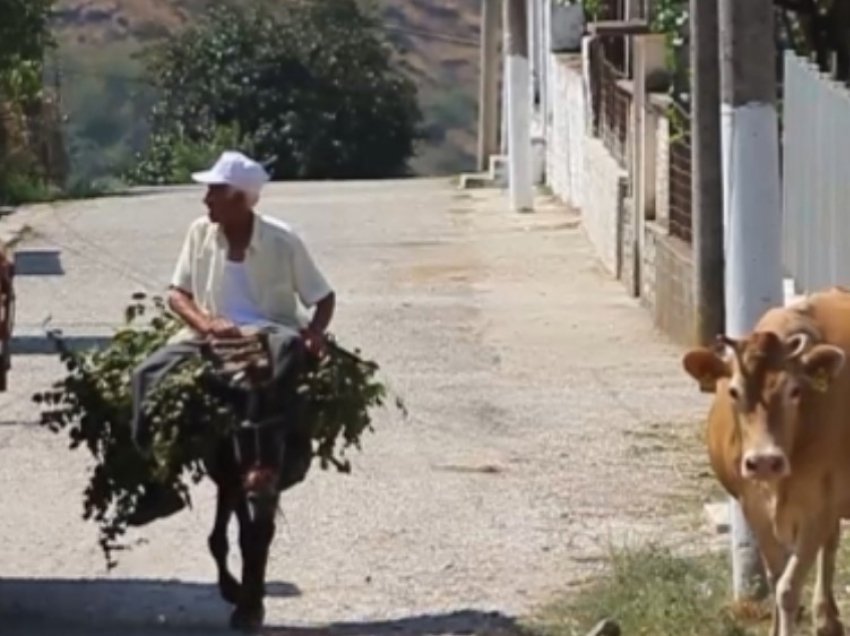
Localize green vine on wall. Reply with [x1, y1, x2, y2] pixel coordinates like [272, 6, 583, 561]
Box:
[651, 0, 688, 77]
[650, 0, 690, 140]
[555, 0, 690, 138]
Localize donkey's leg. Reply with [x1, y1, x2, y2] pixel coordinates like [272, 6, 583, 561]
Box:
[208, 484, 241, 605]
[230, 494, 278, 633]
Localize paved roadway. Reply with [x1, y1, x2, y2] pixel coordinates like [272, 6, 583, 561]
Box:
[0, 180, 708, 635]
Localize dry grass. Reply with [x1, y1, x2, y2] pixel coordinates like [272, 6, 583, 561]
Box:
[522, 545, 760, 636]
[521, 413, 850, 636]
[623, 418, 726, 522]
[515, 412, 770, 636]
[521, 541, 850, 636]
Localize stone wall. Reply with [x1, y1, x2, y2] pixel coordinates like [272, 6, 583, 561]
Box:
[638, 97, 696, 344]
[619, 194, 638, 296]
[643, 222, 695, 345]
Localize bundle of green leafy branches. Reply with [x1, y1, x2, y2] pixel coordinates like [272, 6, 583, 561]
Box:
[33, 293, 404, 568]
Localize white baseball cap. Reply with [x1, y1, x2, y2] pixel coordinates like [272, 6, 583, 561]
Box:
[191, 151, 270, 195]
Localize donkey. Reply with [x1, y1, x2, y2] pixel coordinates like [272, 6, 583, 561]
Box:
[200, 332, 315, 633]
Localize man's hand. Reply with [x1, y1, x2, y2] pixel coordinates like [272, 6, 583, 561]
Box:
[299, 292, 334, 358]
[300, 326, 326, 358]
[204, 317, 242, 340]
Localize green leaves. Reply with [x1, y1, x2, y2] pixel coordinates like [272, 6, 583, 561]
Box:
[649, 0, 689, 106]
[127, 0, 422, 184]
[33, 293, 405, 569]
[0, 0, 53, 73]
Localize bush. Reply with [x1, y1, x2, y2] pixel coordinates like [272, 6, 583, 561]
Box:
[126, 124, 249, 186]
[130, 0, 422, 184]
[34, 294, 406, 568]
[0, 171, 59, 205]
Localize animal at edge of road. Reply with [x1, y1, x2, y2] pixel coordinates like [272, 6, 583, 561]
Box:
[681, 286, 850, 636]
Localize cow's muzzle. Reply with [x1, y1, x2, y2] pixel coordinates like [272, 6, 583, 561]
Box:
[742, 448, 789, 480]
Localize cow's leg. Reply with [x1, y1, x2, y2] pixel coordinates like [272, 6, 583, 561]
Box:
[742, 499, 790, 636]
[229, 494, 277, 633]
[759, 534, 791, 636]
[776, 526, 824, 636]
[208, 485, 241, 605]
[813, 520, 843, 636]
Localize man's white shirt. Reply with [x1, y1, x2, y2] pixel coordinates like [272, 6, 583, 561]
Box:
[169, 214, 332, 342]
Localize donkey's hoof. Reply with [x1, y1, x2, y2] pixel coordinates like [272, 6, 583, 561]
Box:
[219, 574, 241, 605]
[230, 605, 265, 634]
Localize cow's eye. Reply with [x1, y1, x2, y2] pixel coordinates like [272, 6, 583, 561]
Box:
[729, 386, 740, 401]
[789, 386, 802, 400]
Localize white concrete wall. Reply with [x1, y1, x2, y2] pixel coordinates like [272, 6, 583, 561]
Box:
[545, 52, 625, 276]
[546, 54, 585, 209]
[654, 111, 670, 224]
[583, 137, 626, 274]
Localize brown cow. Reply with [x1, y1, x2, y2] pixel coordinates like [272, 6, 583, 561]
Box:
[682, 287, 850, 636]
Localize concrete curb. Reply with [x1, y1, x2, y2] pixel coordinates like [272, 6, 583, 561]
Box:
[458, 155, 507, 190]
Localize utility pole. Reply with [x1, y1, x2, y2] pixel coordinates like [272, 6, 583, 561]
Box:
[719, 0, 781, 601]
[504, 0, 534, 212]
[477, 0, 501, 171]
[691, 0, 724, 346]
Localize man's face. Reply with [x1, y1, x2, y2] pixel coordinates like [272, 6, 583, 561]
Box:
[204, 184, 245, 224]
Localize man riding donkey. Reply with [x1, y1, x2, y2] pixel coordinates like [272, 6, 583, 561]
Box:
[127, 150, 335, 525]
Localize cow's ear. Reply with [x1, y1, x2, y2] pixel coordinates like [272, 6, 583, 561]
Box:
[683, 348, 731, 393]
[801, 344, 846, 393]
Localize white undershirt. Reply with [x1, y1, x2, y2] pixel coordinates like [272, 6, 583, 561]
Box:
[219, 259, 267, 327]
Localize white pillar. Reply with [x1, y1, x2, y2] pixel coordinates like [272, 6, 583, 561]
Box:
[504, 0, 534, 212]
[720, 0, 780, 601]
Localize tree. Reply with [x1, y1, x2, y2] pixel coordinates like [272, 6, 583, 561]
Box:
[131, 0, 422, 183]
[0, 0, 62, 205]
[0, 0, 53, 101]
[0, 0, 52, 69]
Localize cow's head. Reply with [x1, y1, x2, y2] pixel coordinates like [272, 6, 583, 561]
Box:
[682, 331, 845, 481]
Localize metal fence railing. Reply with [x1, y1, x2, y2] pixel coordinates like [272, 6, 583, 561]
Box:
[596, 39, 632, 169]
[667, 102, 692, 244]
[782, 51, 850, 292]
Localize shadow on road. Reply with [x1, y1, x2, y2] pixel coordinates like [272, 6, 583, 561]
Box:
[10, 334, 113, 355]
[0, 578, 520, 635]
[264, 610, 522, 635]
[0, 577, 298, 628]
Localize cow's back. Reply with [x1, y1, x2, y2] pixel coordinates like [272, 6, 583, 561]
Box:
[792, 287, 850, 353]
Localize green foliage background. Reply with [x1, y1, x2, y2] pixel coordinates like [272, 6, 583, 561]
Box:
[127, 0, 422, 184]
[49, 0, 481, 188]
[0, 0, 57, 204]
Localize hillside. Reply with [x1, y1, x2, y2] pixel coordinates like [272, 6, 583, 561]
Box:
[49, 0, 482, 180]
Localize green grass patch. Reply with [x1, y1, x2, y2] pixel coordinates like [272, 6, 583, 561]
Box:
[0, 172, 129, 207]
[524, 545, 759, 636]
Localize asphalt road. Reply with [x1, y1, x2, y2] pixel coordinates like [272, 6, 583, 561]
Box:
[0, 180, 710, 635]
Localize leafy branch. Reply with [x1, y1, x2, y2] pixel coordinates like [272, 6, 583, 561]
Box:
[33, 294, 406, 568]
